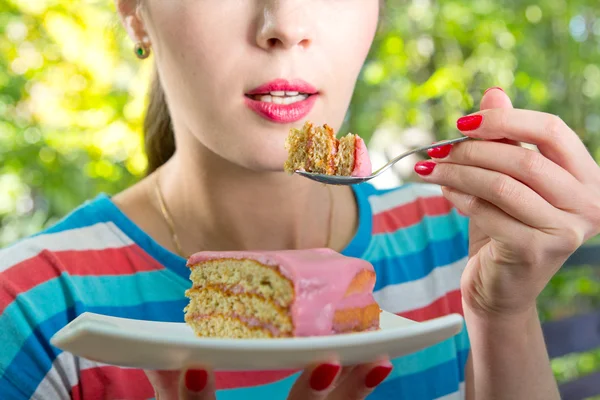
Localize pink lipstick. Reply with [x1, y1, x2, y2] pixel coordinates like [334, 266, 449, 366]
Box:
[245, 79, 319, 123]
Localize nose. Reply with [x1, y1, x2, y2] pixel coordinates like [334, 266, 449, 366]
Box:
[255, 2, 313, 50]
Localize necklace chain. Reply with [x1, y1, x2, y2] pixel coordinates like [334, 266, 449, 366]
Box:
[154, 167, 186, 257]
[154, 167, 334, 258]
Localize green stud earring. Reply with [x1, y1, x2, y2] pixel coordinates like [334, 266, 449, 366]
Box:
[134, 42, 150, 59]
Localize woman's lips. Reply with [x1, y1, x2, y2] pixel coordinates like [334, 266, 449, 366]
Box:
[244, 79, 319, 123]
[246, 79, 318, 96]
[244, 94, 318, 123]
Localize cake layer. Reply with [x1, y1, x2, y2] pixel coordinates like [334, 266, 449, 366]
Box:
[185, 286, 293, 335]
[185, 302, 381, 338]
[187, 248, 378, 336]
[344, 267, 376, 296]
[332, 302, 381, 333]
[283, 121, 372, 177]
[307, 124, 337, 174]
[188, 258, 294, 308]
[283, 122, 311, 174]
[186, 315, 276, 338]
[336, 134, 356, 176]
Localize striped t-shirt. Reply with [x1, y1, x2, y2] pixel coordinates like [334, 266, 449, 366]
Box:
[0, 182, 470, 400]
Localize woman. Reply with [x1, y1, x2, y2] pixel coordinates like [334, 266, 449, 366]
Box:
[1, 0, 598, 399]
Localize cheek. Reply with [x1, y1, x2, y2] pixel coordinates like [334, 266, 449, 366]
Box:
[150, 6, 246, 126]
[324, 5, 379, 113]
[327, 5, 379, 80]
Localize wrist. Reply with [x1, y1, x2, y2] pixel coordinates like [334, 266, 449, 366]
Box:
[463, 301, 540, 335]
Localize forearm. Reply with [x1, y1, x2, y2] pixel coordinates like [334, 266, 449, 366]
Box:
[465, 305, 560, 400]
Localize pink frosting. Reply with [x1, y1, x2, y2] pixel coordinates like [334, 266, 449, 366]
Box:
[351, 136, 372, 177]
[188, 248, 378, 337]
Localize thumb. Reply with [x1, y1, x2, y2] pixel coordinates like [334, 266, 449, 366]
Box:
[479, 87, 520, 146]
[480, 87, 513, 110]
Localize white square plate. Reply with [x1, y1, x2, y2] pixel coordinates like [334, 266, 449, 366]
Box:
[50, 311, 464, 370]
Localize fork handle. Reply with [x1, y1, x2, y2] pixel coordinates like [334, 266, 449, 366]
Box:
[372, 136, 472, 177]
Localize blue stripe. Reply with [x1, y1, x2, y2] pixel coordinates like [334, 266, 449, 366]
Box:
[369, 358, 462, 399]
[457, 349, 469, 382]
[370, 233, 467, 291]
[342, 183, 374, 259]
[0, 271, 188, 373]
[0, 374, 30, 400]
[370, 212, 465, 258]
[216, 356, 464, 400]
[1, 300, 187, 399]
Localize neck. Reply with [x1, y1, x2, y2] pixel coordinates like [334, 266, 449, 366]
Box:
[155, 145, 358, 256]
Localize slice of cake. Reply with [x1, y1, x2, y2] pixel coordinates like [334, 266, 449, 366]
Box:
[184, 248, 380, 338]
[284, 121, 372, 177]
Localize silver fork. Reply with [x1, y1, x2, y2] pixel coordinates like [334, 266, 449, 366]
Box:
[294, 136, 472, 185]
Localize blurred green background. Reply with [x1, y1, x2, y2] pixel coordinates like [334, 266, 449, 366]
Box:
[1, 0, 599, 393]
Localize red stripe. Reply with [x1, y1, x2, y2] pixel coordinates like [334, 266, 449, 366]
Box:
[397, 289, 463, 322]
[70, 367, 154, 400]
[69, 367, 300, 395]
[215, 370, 298, 389]
[372, 196, 453, 234]
[0, 246, 163, 314]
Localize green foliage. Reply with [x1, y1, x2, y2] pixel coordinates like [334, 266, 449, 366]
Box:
[1, 0, 599, 388]
[348, 0, 600, 154]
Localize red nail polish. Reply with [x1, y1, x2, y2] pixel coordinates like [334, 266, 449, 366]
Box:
[414, 161, 436, 176]
[484, 86, 504, 95]
[365, 365, 393, 388]
[185, 369, 208, 393]
[457, 115, 483, 131]
[310, 363, 340, 391]
[427, 144, 452, 159]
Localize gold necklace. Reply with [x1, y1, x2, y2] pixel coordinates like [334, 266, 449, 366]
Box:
[154, 167, 335, 258]
[154, 167, 186, 257]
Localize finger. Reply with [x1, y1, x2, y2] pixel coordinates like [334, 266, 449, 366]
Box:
[440, 186, 536, 246]
[287, 361, 342, 400]
[332, 365, 356, 389]
[415, 161, 561, 229]
[328, 359, 393, 400]
[145, 370, 181, 400]
[456, 108, 595, 183]
[480, 86, 513, 110]
[429, 140, 587, 212]
[480, 87, 521, 147]
[180, 368, 215, 400]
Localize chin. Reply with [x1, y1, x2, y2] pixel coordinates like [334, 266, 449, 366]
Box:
[247, 156, 289, 173]
[225, 149, 287, 173]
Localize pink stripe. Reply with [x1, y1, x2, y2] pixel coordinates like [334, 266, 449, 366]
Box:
[397, 289, 463, 322]
[372, 196, 453, 234]
[0, 246, 163, 314]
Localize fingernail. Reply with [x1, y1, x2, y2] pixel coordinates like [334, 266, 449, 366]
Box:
[457, 115, 483, 131]
[365, 365, 393, 388]
[414, 161, 436, 176]
[484, 86, 504, 95]
[185, 369, 208, 393]
[427, 144, 452, 159]
[310, 363, 340, 391]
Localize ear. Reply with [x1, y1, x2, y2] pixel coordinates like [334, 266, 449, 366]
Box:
[115, 0, 149, 44]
